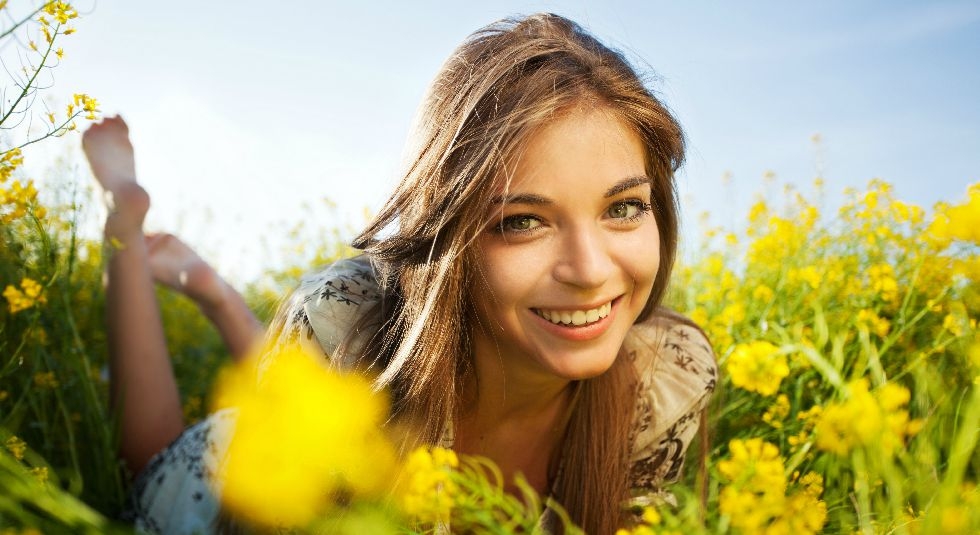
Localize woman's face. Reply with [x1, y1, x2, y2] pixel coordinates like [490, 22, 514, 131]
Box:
[470, 106, 660, 383]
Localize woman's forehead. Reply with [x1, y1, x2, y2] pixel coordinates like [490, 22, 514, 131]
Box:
[490, 108, 647, 195]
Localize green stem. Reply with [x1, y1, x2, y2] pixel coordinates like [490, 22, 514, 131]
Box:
[793, 344, 845, 390]
[8, 111, 85, 153]
[0, 3, 49, 41]
[879, 287, 949, 357]
[0, 20, 61, 128]
[852, 449, 874, 535]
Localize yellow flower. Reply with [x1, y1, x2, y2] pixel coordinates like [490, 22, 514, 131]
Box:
[718, 438, 785, 494]
[857, 309, 891, 338]
[891, 200, 924, 225]
[73, 93, 100, 120]
[969, 340, 980, 371]
[796, 471, 824, 498]
[752, 284, 774, 302]
[214, 345, 396, 528]
[3, 277, 47, 313]
[768, 490, 828, 535]
[641, 506, 662, 525]
[5, 436, 27, 460]
[31, 466, 49, 485]
[33, 371, 60, 389]
[44, 1, 77, 23]
[944, 312, 966, 337]
[814, 379, 915, 457]
[718, 439, 827, 534]
[1, 148, 24, 183]
[21, 278, 44, 300]
[1, 179, 41, 224]
[929, 183, 980, 246]
[867, 263, 899, 303]
[397, 446, 459, 523]
[762, 394, 790, 429]
[789, 266, 822, 290]
[717, 439, 786, 532]
[748, 198, 769, 226]
[726, 341, 789, 396]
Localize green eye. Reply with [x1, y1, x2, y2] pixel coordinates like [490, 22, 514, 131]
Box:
[498, 215, 541, 233]
[608, 201, 638, 219]
[607, 200, 653, 221]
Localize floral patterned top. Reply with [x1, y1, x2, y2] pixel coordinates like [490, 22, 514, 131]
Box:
[125, 256, 717, 534]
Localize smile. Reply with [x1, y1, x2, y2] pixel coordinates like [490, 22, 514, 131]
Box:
[533, 301, 612, 327]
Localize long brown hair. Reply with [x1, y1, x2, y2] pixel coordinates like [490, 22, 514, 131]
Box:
[346, 13, 685, 534]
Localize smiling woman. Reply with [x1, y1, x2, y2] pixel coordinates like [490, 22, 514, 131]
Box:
[87, 12, 717, 535]
[471, 106, 660, 383]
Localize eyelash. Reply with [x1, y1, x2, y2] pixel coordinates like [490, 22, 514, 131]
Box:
[610, 199, 653, 223]
[491, 199, 653, 235]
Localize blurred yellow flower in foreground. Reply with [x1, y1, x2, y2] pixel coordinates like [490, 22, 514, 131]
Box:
[397, 446, 459, 524]
[213, 345, 397, 528]
[726, 341, 789, 396]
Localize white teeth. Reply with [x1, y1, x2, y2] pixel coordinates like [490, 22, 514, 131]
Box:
[535, 302, 612, 326]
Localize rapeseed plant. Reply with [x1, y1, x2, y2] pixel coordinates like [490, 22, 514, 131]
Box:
[726, 341, 789, 396]
[813, 379, 917, 457]
[398, 446, 459, 524]
[212, 345, 396, 527]
[2, 277, 46, 313]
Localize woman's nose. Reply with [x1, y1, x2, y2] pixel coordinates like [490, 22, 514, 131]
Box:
[551, 226, 613, 289]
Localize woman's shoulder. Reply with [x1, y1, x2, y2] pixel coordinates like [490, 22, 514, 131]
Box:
[624, 309, 718, 453]
[623, 308, 717, 490]
[262, 255, 382, 372]
[624, 308, 717, 409]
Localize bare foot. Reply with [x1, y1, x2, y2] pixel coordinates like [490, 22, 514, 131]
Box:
[146, 233, 228, 309]
[82, 116, 148, 234]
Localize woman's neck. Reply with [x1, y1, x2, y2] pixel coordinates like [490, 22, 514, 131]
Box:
[453, 338, 576, 493]
[461, 337, 573, 426]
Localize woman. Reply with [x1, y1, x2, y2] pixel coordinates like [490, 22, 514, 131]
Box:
[86, 13, 716, 534]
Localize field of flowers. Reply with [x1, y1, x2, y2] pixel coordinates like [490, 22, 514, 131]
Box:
[2, 2, 979, 534]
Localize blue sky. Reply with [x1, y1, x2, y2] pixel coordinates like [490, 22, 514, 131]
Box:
[19, 0, 980, 281]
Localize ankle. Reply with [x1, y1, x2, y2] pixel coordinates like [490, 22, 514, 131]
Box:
[196, 279, 232, 314]
[103, 225, 145, 250]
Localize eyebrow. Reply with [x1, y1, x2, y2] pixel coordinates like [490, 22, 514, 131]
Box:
[604, 175, 653, 198]
[490, 175, 653, 205]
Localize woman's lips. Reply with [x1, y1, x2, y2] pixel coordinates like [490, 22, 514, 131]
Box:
[533, 300, 612, 326]
[530, 297, 620, 341]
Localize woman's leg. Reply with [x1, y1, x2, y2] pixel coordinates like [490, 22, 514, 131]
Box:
[83, 116, 183, 475]
[145, 233, 262, 362]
